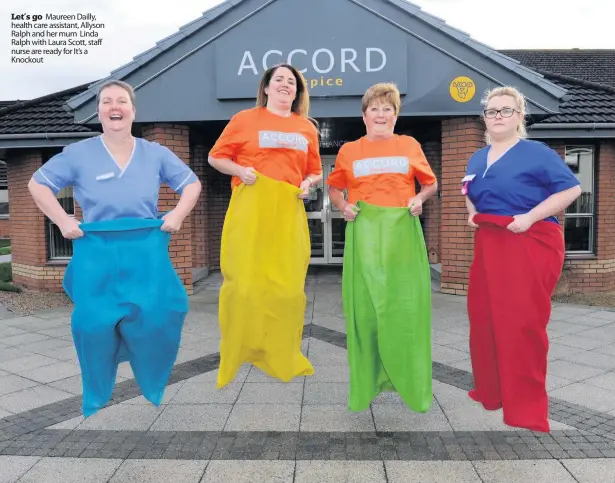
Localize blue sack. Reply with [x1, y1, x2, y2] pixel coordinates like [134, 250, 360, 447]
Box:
[63, 218, 189, 417]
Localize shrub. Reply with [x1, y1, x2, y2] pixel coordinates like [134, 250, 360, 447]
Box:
[0, 262, 12, 282]
[0, 280, 21, 292]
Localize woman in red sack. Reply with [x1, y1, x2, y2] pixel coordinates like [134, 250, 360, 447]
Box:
[464, 86, 581, 432]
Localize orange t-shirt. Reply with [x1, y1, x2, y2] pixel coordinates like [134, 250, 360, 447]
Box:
[208, 107, 322, 189]
[327, 135, 437, 208]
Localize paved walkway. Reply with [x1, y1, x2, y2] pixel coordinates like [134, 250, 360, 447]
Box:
[0, 268, 614, 481]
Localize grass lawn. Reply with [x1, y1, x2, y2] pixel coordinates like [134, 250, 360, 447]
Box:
[0, 239, 10, 255]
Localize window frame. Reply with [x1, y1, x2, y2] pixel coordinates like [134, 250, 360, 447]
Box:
[47, 186, 75, 261]
[564, 144, 597, 257]
[41, 148, 75, 261]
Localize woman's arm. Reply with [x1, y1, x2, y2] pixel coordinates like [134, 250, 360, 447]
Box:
[508, 145, 583, 232]
[170, 180, 201, 220]
[329, 186, 347, 212]
[329, 186, 360, 222]
[305, 172, 323, 186]
[208, 156, 255, 185]
[208, 156, 242, 177]
[466, 196, 477, 216]
[466, 196, 478, 228]
[416, 181, 437, 203]
[508, 186, 581, 233]
[527, 185, 581, 223]
[161, 179, 202, 234]
[28, 178, 83, 238]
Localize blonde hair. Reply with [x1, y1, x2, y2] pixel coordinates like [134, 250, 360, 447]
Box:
[361, 83, 401, 115]
[96, 80, 136, 107]
[481, 86, 527, 144]
[256, 63, 310, 118]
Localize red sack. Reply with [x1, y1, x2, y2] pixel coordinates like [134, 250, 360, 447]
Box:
[467, 213, 565, 432]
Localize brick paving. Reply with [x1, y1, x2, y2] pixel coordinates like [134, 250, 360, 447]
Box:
[0, 267, 614, 481]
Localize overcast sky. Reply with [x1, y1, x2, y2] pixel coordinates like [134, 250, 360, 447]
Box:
[1, 0, 612, 100]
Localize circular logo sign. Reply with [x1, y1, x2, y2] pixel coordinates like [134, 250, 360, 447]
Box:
[450, 76, 476, 103]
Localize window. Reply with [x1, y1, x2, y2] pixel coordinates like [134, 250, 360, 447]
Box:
[0, 161, 8, 219]
[564, 146, 595, 255]
[47, 187, 74, 260]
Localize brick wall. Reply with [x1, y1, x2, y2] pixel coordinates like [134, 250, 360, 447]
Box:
[422, 139, 442, 263]
[205, 162, 231, 270]
[142, 124, 194, 294]
[191, 143, 208, 273]
[6, 149, 83, 292]
[7, 151, 48, 290]
[0, 219, 10, 238]
[12, 263, 65, 291]
[440, 118, 485, 295]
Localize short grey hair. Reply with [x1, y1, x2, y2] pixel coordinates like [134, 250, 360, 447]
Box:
[96, 80, 136, 107]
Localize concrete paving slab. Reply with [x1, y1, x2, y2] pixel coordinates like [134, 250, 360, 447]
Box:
[108, 459, 207, 482]
[0, 456, 41, 483]
[562, 459, 615, 483]
[386, 461, 482, 482]
[202, 461, 294, 483]
[473, 460, 578, 483]
[15, 458, 121, 483]
[295, 461, 386, 482]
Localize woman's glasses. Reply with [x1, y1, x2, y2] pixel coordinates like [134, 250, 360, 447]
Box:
[483, 108, 519, 119]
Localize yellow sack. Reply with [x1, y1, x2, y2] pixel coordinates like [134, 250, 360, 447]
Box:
[217, 173, 314, 388]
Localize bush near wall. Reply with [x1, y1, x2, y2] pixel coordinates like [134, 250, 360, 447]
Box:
[0, 262, 21, 292]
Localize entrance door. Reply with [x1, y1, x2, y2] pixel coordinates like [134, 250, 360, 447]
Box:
[304, 155, 346, 264]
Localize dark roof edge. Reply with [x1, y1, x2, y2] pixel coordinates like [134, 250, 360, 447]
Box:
[528, 128, 615, 139]
[538, 70, 615, 95]
[530, 122, 615, 129]
[0, 81, 97, 117]
[500, 48, 615, 53]
[0, 132, 98, 140]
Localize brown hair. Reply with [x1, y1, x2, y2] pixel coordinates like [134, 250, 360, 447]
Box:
[96, 80, 136, 108]
[481, 86, 528, 144]
[256, 63, 310, 118]
[361, 83, 401, 115]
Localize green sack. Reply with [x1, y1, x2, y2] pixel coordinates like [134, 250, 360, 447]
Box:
[342, 200, 432, 412]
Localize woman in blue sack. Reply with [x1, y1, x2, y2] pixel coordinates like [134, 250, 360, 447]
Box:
[28, 79, 201, 417]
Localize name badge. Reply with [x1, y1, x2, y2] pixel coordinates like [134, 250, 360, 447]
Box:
[461, 174, 476, 195]
[96, 172, 115, 181]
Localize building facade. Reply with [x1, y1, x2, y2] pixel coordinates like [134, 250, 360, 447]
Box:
[0, 0, 614, 295]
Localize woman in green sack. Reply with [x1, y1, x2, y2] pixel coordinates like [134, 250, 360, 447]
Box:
[327, 82, 438, 412]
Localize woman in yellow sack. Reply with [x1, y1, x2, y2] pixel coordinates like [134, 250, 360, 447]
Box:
[328, 83, 438, 412]
[208, 63, 323, 387]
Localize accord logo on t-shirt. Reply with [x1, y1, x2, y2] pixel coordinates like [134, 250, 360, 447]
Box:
[259, 131, 309, 152]
[353, 156, 409, 178]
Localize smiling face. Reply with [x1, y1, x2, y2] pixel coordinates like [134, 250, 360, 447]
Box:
[363, 99, 397, 139]
[98, 84, 135, 133]
[264, 66, 297, 110]
[484, 94, 521, 142]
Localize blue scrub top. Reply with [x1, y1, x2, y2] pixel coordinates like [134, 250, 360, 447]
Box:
[465, 139, 580, 224]
[33, 136, 198, 223]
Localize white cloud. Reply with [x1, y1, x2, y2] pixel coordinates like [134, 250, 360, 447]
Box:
[0, 0, 612, 100]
